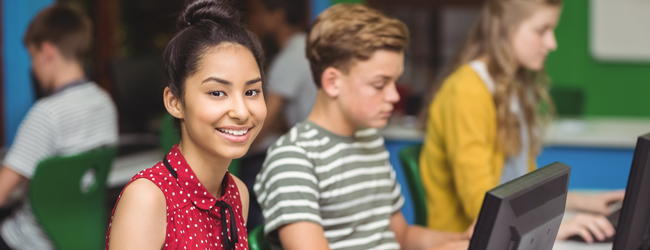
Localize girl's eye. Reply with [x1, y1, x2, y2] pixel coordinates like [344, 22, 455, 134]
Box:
[210, 91, 226, 97]
[246, 89, 261, 97]
[373, 82, 386, 90]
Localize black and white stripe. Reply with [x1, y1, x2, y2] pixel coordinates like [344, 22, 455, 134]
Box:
[255, 121, 404, 250]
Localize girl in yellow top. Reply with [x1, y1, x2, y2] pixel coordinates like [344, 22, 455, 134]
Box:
[419, 0, 624, 243]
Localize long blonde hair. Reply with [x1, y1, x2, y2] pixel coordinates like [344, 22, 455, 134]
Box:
[421, 0, 560, 157]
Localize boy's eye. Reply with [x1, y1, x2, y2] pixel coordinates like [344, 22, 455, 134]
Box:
[246, 89, 261, 96]
[210, 91, 226, 97]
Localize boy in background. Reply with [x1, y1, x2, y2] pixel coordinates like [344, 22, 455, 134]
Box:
[0, 4, 118, 249]
[244, 0, 315, 231]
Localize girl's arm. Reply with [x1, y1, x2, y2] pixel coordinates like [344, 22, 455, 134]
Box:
[109, 179, 167, 250]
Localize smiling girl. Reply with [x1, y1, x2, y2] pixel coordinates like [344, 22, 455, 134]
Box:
[418, 0, 624, 243]
[106, 0, 265, 249]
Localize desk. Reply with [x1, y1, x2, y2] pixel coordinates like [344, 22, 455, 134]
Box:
[381, 116, 650, 224]
[553, 241, 612, 250]
[382, 116, 650, 147]
[107, 149, 162, 188]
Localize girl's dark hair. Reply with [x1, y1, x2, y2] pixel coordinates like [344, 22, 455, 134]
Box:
[164, 0, 265, 131]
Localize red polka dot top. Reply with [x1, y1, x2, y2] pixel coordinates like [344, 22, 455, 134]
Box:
[106, 145, 249, 250]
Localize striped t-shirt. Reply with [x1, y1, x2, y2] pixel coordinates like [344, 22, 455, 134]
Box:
[1, 82, 118, 250]
[255, 121, 404, 250]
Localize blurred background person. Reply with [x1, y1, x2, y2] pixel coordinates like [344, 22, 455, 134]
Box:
[0, 4, 118, 249]
[417, 0, 623, 243]
[244, 0, 314, 231]
[250, 0, 314, 149]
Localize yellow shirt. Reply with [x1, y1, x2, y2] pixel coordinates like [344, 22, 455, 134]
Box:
[419, 64, 536, 233]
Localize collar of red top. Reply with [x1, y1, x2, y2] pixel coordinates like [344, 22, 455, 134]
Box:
[164, 144, 234, 211]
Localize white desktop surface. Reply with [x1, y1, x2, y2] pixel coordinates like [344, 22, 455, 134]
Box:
[107, 149, 162, 188]
[381, 116, 650, 148]
[553, 241, 612, 250]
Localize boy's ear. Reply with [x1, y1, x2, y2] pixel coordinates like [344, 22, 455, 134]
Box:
[321, 67, 341, 98]
[39, 41, 59, 62]
[163, 87, 184, 120]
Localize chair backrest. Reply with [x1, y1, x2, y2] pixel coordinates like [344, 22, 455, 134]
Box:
[30, 147, 117, 250]
[159, 113, 242, 178]
[160, 113, 179, 155]
[398, 144, 428, 226]
[248, 225, 270, 250]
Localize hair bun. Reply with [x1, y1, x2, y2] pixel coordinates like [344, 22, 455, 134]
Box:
[180, 0, 241, 28]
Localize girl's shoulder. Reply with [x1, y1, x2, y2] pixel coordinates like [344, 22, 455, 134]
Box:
[126, 162, 185, 205]
[438, 64, 493, 100]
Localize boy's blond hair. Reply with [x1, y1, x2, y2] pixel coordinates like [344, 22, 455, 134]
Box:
[306, 4, 409, 88]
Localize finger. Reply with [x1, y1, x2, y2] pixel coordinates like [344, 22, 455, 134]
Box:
[602, 191, 625, 202]
[577, 228, 594, 244]
[583, 218, 607, 241]
[600, 206, 612, 215]
[593, 216, 616, 237]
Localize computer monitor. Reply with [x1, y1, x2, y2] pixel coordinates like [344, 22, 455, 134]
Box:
[469, 162, 571, 250]
[612, 133, 650, 250]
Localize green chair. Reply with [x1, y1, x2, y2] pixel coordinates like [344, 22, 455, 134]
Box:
[160, 113, 242, 177]
[30, 146, 118, 250]
[160, 113, 179, 155]
[249, 224, 270, 250]
[398, 144, 428, 226]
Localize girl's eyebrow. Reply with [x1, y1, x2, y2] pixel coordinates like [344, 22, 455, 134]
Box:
[201, 77, 262, 85]
[246, 77, 262, 85]
[202, 77, 231, 85]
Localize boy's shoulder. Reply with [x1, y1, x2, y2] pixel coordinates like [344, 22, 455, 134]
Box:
[268, 121, 382, 153]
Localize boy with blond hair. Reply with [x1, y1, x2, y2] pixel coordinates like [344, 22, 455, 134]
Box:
[255, 4, 470, 250]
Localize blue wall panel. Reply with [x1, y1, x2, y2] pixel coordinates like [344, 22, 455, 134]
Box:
[2, 0, 53, 146]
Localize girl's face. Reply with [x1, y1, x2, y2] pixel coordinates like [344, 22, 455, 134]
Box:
[173, 44, 266, 160]
[511, 4, 561, 71]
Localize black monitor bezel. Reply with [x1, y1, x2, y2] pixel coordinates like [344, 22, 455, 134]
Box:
[469, 161, 570, 250]
[612, 133, 650, 250]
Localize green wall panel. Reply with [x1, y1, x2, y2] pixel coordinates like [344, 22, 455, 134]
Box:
[545, 0, 650, 117]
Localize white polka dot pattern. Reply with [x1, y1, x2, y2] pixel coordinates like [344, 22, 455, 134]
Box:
[106, 145, 249, 250]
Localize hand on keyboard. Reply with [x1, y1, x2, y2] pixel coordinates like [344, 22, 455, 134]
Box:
[557, 210, 619, 243]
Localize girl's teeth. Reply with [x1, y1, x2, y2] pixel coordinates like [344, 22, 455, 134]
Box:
[219, 128, 247, 136]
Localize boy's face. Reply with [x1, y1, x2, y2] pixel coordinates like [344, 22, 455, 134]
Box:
[27, 43, 54, 91]
[336, 50, 403, 129]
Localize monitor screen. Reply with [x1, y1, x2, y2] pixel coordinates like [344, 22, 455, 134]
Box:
[612, 132, 650, 250]
[469, 162, 571, 250]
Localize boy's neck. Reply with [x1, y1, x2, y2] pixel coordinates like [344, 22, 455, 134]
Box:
[51, 61, 86, 90]
[307, 90, 358, 137]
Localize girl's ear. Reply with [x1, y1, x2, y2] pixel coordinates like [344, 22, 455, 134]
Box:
[163, 87, 184, 119]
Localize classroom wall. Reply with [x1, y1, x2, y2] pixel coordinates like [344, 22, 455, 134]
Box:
[311, 0, 363, 21]
[545, 0, 650, 118]
[2, 0, 53, 146]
